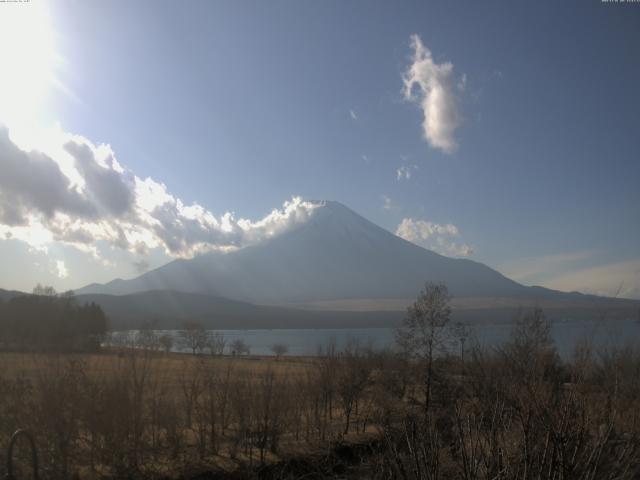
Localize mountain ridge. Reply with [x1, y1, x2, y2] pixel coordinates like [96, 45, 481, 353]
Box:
[77, 201, 542, 302]
[2, 286, 637, 331]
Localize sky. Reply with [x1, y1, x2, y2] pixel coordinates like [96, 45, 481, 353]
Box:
[0, 0, 639, 299]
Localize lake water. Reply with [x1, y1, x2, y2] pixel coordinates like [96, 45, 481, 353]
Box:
[114, 318, 640, 359]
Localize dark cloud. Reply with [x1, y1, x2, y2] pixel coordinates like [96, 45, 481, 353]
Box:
[0, 125, 321, 258]
[149, 202, 242, 256]
[64, 141, 136, 217]
[0, 127, 94, 225]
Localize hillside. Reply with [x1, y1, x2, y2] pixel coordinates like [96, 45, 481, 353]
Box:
[2, 286, 637, 330]
[75, 290, 404, 330]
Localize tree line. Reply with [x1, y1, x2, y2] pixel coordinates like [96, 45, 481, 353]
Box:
[113, 320, 287, 358]
[0, 284, 108, 352]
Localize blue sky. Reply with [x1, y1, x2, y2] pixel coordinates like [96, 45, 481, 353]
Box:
[0, 0, 639, 298]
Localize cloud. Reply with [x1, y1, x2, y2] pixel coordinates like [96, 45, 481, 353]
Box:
[395, 217, 473, 257]
[540, 260, 640, 300]
[396, 164, 417, 181]
[55, 260, 68, 279]
[0, 127, 94, 225]
[499, 250, 596, 285]
[65, 140, 136, 217]
[0, 123, 322, 259]
[349, 109, 358, 120]
[382, 195, 395, 211]
[500, 251, 640, 300]
[132, 259, 150, 274]
[403, 35, 464, 153]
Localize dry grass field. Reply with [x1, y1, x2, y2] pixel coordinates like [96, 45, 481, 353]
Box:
[0, 349, 316, 386]
[1, 308, 639, 479]
[0, 347, 383, 479]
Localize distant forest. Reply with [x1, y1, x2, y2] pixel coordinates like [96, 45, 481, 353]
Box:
[0, 285, 108, 352]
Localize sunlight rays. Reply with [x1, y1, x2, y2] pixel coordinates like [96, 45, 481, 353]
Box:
[0, 1, 62, 128]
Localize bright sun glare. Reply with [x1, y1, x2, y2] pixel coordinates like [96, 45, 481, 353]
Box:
[0, 1, 59, 126]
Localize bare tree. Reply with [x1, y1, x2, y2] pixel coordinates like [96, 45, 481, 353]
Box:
[179, 321, 208, 355]
[315, 338, 338, 440]
[501, 306, 558, 384]
[230, 338, 250, 356]
[336, 338, 373, 434]
[158, 333, 174, 353]
[135, 321, 159, 351]
[451, 321, 470, 365]
[32, 283, 57, 296]
[396, 282, 451, 414]
[271, 343, 288, 359]
[205, 331, 226, 356]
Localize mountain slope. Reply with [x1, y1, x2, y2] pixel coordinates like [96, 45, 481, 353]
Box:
[75, 201, 579, 304]
[3, 285, 636, 331]
[76, 290, 640, 330]
[0, 288, 27, 302]
[76, 290, 404, 330]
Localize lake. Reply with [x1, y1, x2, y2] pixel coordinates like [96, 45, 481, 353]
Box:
[113, 318, 640, 359]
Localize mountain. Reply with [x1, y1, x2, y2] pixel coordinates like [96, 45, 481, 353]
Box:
[75, 200, 640, 325]
[0, 287, 404, 330]
[75, 290, 639, 330]
[78, 201, 535, 302]
[75, 290, 404, 330]
[3, 285, 635, 331]
[0, 288, 27, 302]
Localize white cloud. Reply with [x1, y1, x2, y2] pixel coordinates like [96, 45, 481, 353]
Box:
[349, 109, 358, 120]
[541, 260, 640, 300]
[382, 195, 394, 211]
[0, 123, 322, 259]
[396, 164, 417, 181]
[55, 260, 68, 279]
[499, 250, 596, 285]
[403, 34, 464, 153]
[499, 252, 640, 300]
[395, 217, 473, 257]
